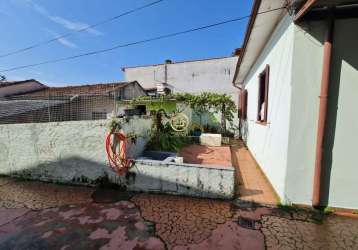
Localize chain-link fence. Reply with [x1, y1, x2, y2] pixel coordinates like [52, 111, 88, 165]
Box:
[0, 82, 146, 125]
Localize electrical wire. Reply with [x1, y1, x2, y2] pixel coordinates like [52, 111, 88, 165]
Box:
[0, 6, 286, 73]
[0, 0, 164, 59]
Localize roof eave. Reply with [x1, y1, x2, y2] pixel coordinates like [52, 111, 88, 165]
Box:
[232, 0, 262, 86]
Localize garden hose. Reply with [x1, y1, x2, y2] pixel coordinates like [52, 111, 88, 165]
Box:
[105, 131, 134, 175]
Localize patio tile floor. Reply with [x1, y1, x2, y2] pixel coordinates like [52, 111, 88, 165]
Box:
[230, 140, 279, 205]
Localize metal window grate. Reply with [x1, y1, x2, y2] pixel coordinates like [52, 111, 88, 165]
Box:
[237, 217, 256, 230]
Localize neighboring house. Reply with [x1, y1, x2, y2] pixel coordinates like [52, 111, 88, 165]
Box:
[234, 0, 358, 210]
[122, 56, 239, 101]
[0, 79, 47, 97]
[0, 99, 69, 124]
[2, 81, 147, 124]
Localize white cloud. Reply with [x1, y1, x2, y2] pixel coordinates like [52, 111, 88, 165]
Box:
[26, 0, 102, 36]
[46, 29, 77, 48]
[48, 16, 102, 36]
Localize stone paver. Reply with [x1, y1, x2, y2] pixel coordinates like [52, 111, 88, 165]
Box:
[0, 177, 358, 250]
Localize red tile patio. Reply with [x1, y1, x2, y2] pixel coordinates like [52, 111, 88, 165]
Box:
[179, 144, 232, 167]
[230, 140, 279, 205]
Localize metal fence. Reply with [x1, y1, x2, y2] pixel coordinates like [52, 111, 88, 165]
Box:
[0, 90, 119, 125]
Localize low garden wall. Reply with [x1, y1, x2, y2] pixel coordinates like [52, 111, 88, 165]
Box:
[0, 118, 235, 199]
[0, 119, 151, 184]
[125, 160, 235, 199]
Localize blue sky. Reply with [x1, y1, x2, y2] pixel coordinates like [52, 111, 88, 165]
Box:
[0, 0, 253, 86]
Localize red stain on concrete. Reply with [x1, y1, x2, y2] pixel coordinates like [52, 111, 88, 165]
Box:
[1, 177, 358, 250]
[41, 231, 53, 239]
[100, 208, 122, 220]
[89, 228, 110, 240]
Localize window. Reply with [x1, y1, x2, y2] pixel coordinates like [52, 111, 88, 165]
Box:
[257, 65, 269, 123]
[238, 89, 248, 120]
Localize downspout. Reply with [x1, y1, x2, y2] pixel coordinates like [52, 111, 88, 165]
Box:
[312, 11, 335, 207]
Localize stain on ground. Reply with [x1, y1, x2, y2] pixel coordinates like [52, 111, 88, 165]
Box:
[1, 177, 358, 250]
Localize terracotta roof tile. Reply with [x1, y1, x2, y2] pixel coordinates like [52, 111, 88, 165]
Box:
[18, 81, 138, 97]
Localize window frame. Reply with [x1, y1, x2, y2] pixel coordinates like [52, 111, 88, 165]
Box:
[238, 89, 248, 120]
[257, 65, 270, 124]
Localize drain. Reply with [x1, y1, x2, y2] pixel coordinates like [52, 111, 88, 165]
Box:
[238, 217, 256, 230]
[92, 188, 132, 203]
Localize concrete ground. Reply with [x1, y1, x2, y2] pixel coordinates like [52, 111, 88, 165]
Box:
[1, 177, 358, 250]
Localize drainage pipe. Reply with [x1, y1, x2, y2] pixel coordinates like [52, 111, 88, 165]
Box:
[312, 12, 334, 207]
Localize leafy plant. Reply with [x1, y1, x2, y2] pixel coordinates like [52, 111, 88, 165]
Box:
[146, 126, 189, 152]
[130, 92, 237, 133]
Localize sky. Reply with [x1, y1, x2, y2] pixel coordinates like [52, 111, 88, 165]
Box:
[0, 0, 253, 86]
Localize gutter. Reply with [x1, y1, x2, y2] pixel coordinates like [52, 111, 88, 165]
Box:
[294, 0, 318, 22]
[312, 11, 335, 207]
[232, 0, 261, 87]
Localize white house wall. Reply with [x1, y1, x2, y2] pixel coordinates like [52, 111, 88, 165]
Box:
[124, 57, 239, 101]
[323, 18, 358, 209]
[284, 20, 326, 205]
[241, 14, 295, 200]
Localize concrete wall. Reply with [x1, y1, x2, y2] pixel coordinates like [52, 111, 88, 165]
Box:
[285, 18, 358, 209]
[0, 119, 151, 184]
[126, 160, 235, 199]
[322, 18, 358, 209]
[124, 56, 239, 103]
[284, 20, 326, 205]
[241, 14, 295, 199]
[0, 119, 235, 199]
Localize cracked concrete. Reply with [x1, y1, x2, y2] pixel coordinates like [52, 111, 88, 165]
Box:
[0, 177, 358, 250]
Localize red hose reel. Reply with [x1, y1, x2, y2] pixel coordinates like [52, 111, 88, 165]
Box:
[105, 131, 134, 175]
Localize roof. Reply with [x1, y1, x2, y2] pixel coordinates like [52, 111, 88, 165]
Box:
[233, 0, 358, 85]
[0, 100, 67, 118]
[295, 0, 358, 21]
[0, 79, 46, 88]
[233, 0, 288, 86]
[15, 81, 141, 97]
[122, 56, 238, 71]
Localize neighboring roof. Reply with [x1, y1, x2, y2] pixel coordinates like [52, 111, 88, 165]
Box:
[0, 79, 46, 88]
[233, 0, 288, 85]
[0, 100, 67, 118]
[121, 56, 238, 71]
[15, 81, 142, 97]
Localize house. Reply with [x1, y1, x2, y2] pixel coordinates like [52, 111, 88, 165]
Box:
[122, 56, 239, 101]
[234, 0, 358, 210]
[2, 81, 147, 124]
[0, 99, 69, 124]
[0, 79, 47, 97]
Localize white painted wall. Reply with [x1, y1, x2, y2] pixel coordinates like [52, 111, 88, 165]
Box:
[241, 14, 295, 200]
[123, 56, 239, 102]
[324, 18, 358, 209]
[284, 20, 326, 205]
